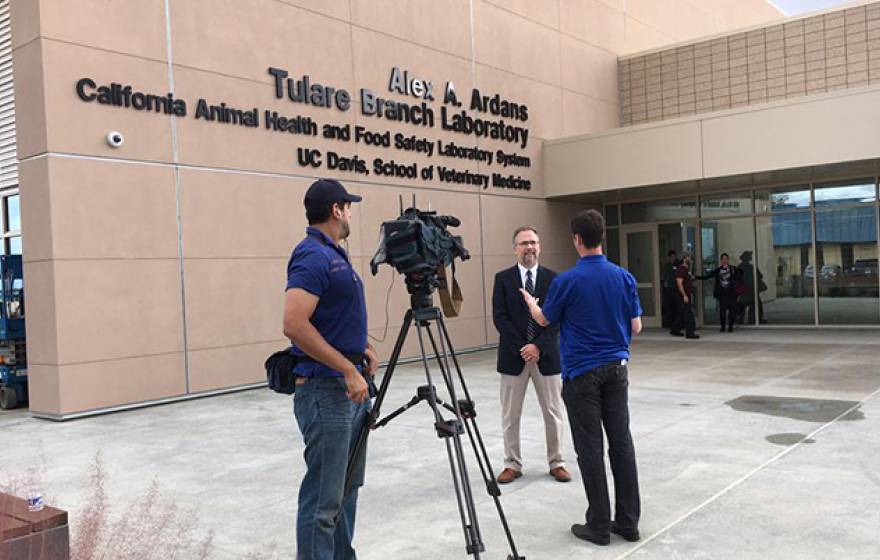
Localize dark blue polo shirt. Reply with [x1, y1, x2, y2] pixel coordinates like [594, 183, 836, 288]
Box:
[540, 254, 642, 381]
[285, 227, 367, 378]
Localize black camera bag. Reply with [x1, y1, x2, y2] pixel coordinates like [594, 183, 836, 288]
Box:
[265, 347, 300, 394]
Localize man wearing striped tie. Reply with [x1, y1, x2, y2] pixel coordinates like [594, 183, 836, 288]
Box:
[492, 226, 570, 484]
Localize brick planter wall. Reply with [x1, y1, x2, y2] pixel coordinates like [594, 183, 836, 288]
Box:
[0, 493, 69, 560]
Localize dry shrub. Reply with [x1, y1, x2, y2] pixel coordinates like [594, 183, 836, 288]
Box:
[70, 452, 214, 560]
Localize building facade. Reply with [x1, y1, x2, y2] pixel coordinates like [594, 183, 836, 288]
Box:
[547, 2, 880, 331]
[12, 0, 785, 419]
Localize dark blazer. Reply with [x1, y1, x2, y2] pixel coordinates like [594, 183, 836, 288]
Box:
[492, 265, 561, 375]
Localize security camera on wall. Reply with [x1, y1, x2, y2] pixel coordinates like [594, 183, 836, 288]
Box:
[106, 131, 124, 148]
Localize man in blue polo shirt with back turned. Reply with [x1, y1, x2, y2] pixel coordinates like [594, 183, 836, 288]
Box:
[520, 209, 643, 547]
[283, 178, 379, 560]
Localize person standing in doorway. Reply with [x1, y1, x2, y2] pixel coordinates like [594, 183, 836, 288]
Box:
[697, 252, 739, 332]
[520, 210, 643, 546]
[670, 252, 699, 339]
[661, 250, 679, 329]
[492, 226, 570, 484]
[283, 178, 380, 560]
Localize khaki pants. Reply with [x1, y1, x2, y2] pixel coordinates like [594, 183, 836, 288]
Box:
[500, 362, 565, 471]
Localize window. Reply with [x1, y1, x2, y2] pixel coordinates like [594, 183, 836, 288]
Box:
[755, 186, 811, 213]
[814, 179, 877, 207]
[622, 198, 697, 224]
[700, 191, 753, 218]
[1, 191, 20, 255]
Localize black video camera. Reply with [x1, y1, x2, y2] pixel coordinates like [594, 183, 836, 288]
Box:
[370, 205, 470, 309]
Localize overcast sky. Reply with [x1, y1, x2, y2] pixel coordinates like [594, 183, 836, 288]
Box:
[771, 0, 862, 16]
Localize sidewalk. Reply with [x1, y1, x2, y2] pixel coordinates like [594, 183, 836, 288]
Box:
[3, 328, 879, 559]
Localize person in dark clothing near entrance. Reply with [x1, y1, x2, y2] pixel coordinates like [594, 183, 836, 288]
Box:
[697, 252, 739, 332]
[520, 209, 643, 547]
[670, 252, 699, 339]
[661, 250, 679, 328]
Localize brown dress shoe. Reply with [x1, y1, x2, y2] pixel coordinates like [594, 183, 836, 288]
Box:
[549, 466, 572, 482]
[497, 468, 522, 484]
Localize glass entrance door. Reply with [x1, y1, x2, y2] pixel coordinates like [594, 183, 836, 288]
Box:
[621, 225, 660, 327]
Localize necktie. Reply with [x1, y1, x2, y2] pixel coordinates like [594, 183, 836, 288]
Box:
[525, 269, 537, 343]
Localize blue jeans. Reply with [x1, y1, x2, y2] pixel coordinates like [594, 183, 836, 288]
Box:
[294, 377, 371, 560]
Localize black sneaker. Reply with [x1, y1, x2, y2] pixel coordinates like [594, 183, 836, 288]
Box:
[719, 326, 726, 333]
[611, 521, 640, 542]
[670, 331, 684, 337]
[685, 334, 700, 339]
[571, 524, 610, 546]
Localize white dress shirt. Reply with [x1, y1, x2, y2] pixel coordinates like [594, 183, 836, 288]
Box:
[517, 263, 538, 290]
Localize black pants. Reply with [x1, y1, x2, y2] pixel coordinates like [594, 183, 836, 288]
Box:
[671, 298, 696, 336]
[718, 294, 737, 329]
[562, 363, 640, 534]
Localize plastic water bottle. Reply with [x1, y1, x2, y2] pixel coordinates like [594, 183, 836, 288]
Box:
[26, 488, 44, 512]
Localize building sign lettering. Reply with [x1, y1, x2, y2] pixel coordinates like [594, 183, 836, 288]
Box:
[74, 65, 534, 190]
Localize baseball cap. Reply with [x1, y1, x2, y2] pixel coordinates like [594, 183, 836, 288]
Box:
[304, 178, 362, 212]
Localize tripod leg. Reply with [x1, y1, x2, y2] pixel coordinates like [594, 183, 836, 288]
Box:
[436, 314, 526, 560]
[344, 309, 414, 496]
[415, 317, 484, 558]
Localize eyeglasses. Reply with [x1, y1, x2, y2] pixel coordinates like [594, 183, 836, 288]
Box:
[516, 240, 539, 247]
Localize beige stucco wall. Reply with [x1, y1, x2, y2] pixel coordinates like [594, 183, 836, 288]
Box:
[12, 0, 781, 418]
[545, 84, 880, 198]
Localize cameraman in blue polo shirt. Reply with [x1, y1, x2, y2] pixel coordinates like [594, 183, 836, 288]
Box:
[283, 178, 379, 560]
[520, 209, 643, 547]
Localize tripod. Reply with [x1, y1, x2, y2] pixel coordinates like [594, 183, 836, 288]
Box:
[345, 296, 525, 560]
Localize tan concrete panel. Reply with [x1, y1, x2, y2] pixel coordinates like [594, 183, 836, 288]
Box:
[188, 341, 282, 393]
[56, 352, 186, 415]
[714, 0, 783, 30]
[10, 0, 40, 50]
[37, 0, 168, 61]
[474, 136, 545, 198]
[544, 120, 703, 195]
[560, 35, 619, 102]
[26, 365, 60, 417]
[473, 1, 562, 85]
[277, 0, 351, 21]
[559, 0, 625, 54]
[480, 197, 588, 255]
[349, 27, 482, 193]
[702, 87, 880, 177]
[675, 5, 721, 42]
[22, 260, 57, 366]
[351, 27, 474, 102]
[171, 65, 357, 178]
[561, 90, 619, 137]
[628, 0, 681, 39]
[367, 317, 489, 369]
[474, 64, 563, 141]
[623, 17, 677, 55]
[350, 0, 471, 59]
[39, 40, 174, 162]
[484, 0, 560, 29]
[53, 259, 184, 364]
[178, 169, 310, 260]
[441, 316, 489, 352]
[183, 257, 288, 351]
[170, 0, 354, 89]
[11, 40, 48, 160]
[19, 158, 52, 263]
[42, 158, 179, 259]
